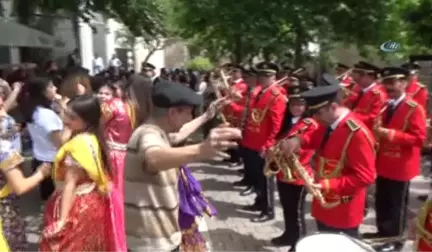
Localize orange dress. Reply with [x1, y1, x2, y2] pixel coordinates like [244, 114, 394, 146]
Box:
[39, 134, 115, 251]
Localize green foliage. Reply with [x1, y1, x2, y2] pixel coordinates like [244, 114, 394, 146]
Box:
[169, 0, 432, 64]
[185, 57, 214, 72]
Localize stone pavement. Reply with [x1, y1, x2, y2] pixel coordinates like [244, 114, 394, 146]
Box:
[190, 161, 430, 252]
[15, 158, 431, 251]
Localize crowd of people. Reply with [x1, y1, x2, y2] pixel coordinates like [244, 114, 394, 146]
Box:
[0, 57, 429, 252]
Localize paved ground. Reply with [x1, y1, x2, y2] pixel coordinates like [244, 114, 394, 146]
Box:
[17, 158, 430, 251]
[190, 160, 431, 252]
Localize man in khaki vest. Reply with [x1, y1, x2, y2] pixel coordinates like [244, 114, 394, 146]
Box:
[124, 80, 241, 252]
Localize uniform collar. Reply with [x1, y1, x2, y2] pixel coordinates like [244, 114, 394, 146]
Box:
[389, 93, 406, 107]
[330, 108, 349, 130]
[362, 82, 376, 93]
[233, 78, 244, 84]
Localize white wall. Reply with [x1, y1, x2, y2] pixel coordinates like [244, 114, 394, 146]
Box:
[134, 41, 165, 74]
[106, 18, 165, 73]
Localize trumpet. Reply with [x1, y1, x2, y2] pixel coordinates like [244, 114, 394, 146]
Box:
[336, 68, 352, 80]
[263, 140, 338, 208]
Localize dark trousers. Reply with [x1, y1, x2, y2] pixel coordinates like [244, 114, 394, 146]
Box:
[277, 181, 307, 245]
[238, 145, 256, 186]
[316, 221, 359, 238]
[375, 176, 410, 237]
[226, 147, 241, 163]
[31, 158, 55, 201]
[242, 147, 274, 213]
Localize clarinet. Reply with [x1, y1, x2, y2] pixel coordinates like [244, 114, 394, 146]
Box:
[240, 85, 253, 131]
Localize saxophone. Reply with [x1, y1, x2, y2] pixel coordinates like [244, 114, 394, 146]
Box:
[263, 138, 338, 208]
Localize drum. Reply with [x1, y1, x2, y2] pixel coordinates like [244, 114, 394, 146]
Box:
[296, 233, 376, 252]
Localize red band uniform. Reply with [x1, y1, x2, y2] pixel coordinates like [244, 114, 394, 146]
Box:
[402, 62, 428, 110]
[368, 67, 427, 252]
[346, 61, 388, 129]
[270, 85, 317, 247]
[298, 75, 376, 236]
[241, 62, 287, 222]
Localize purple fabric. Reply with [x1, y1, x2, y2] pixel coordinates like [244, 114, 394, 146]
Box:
[178, 165, 216, 228]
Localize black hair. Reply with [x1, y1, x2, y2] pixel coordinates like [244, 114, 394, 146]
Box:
[19, 76, 55, 123]
[67, 94, 111, 174]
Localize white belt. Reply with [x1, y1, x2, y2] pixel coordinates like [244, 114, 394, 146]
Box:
[107, 141, 127, 151]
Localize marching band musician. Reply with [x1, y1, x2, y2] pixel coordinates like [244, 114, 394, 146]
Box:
[276, 63, 293, 95]
[223, 64, 247, 128]
[335, 63, 353, 87]
[280, 73, 376, 237]
[364, 67, 427, 252]
[270, 85, 317, 251]
[231, 66, 260, 187]
[218, 64, 247, 166]
[401, 62, 428, 110]
[240, 62, 286, 222]
[345, 61, 388, 129]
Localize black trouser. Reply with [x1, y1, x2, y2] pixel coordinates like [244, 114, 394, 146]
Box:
[277, 181, 307, 245]
[243, 148, 274, 213]
[31, 158, 55, 201]
[239, 146, 255, 188]
[316, 221, 359, 238]
[226, 147, 241, 163]
[375, 176, 410, 237]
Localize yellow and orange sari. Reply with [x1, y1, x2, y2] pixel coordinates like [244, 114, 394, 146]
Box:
[39, 133, 115, 251]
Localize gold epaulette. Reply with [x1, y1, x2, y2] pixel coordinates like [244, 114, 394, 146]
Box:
[346, 119, 360, 132]
[406, 100, 418, 108]
[417, 82, 426, 88]
[372, 89, 380, 95]
[303, 118, 312, 125]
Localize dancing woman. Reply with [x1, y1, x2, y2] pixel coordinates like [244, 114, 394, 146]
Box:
[40, 95, 116, 251]
[98, 80, 136, 251]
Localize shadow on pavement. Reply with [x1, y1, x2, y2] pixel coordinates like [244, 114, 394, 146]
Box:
[207, 228, 273, 251]
[200, 178, 243, 193]
[207, 197, 257, 221]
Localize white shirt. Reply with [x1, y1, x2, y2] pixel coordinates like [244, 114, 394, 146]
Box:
[362, 82, 376, 93]
[197, 81, 208, 95]
[389, 93, 406, 108]
[292, 116, 300, 125]
[330, 109, 350, 130]
[109, 57, 122, 67]
[93, 57, 105, 74]
[233, 78, 244, 84]
[27, 106, 63, 161]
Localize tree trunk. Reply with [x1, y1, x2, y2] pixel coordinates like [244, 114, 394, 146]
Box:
[294, 28, 303, 68]
[233, 35, 242, 63]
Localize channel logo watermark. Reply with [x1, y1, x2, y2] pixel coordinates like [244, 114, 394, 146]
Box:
[380, 41, 400, 52]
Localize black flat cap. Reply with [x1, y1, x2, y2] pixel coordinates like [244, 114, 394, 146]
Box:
[301, 73, 341, 111]
[255, 62, 279, 76]
[353, 61, 380, 73]
[380, 67, 410, 81]
[152, 80, 202, 108]
[336, 63, 350, 69]
[142, 62, 156, 70]
[401, 62, 420, 74]
[288, 85, 310, 99]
